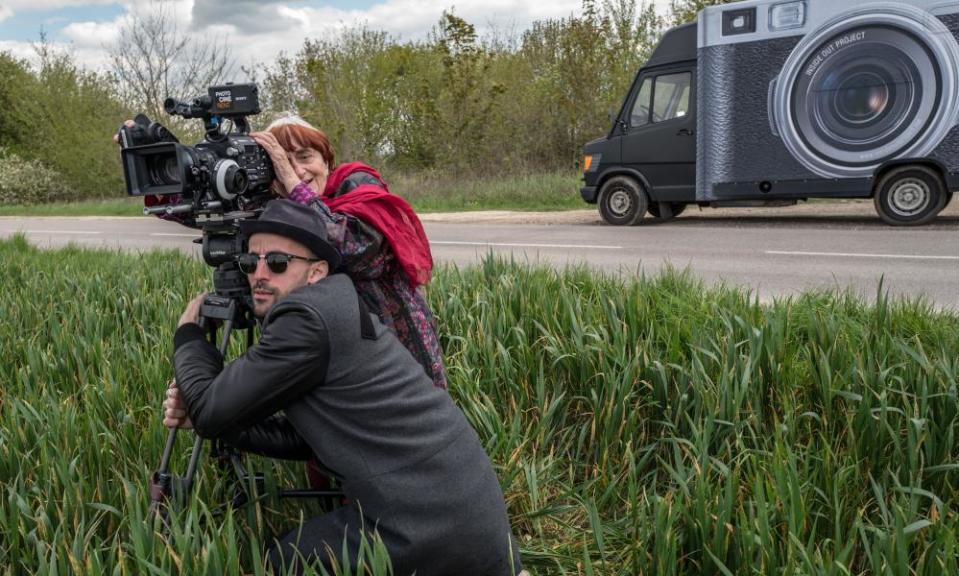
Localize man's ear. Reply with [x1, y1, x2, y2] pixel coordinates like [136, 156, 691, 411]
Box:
[307, 260, 329, 284]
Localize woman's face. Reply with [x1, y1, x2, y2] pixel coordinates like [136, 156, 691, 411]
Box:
[286, 144, 329, 195]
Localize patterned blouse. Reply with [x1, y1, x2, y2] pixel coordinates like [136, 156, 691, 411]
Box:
[288, 181, 448, 390]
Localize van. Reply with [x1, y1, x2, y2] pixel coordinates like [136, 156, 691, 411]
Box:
[581, 0, 959, 225]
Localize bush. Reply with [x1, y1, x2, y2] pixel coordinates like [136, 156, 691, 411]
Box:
[0, 47, 128, 202]
[0, 148, 65, 205]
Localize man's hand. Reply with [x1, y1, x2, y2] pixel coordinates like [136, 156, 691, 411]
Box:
[251, 131, 300, 196]
[178, 293, 207, 328]
[163, 379, 193, 429]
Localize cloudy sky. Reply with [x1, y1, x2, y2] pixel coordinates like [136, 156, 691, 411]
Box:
[0, 0, 669, 73]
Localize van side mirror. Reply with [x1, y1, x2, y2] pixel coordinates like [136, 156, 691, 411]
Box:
[608, 108, 615, 124]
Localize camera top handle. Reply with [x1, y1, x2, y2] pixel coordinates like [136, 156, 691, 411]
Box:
[164, 83, 260, 141]
[164, 96, 252, 142]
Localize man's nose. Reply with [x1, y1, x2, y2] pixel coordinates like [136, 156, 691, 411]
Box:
[251, 257, 272, 280]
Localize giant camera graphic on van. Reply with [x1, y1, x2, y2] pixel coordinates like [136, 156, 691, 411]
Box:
[581, 0, 959, 225]
[767, 2, 959, 178]
[698, 0, 959, 198]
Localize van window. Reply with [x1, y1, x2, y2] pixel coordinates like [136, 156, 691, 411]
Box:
[651, 72, 691, 123]
[629, 78, 652, 127]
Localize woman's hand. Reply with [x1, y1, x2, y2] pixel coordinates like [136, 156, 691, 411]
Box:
[251, 131, 300, 197]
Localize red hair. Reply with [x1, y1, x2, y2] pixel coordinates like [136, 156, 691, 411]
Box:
[267, 123, 336, 168]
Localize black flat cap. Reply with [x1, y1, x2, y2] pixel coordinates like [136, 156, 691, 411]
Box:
[240, 200, 341, 270]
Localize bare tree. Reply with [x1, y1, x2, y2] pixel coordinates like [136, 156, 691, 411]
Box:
[669, 0, 741, 25]
[108, 0, 235, 133]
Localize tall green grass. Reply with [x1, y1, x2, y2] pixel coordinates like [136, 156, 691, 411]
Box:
[1, 236, 958, 574]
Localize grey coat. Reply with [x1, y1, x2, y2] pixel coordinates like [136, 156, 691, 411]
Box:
[173, 273, 522, 575]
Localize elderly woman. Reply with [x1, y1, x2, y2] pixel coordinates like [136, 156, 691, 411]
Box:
[250, 116, 446, 390]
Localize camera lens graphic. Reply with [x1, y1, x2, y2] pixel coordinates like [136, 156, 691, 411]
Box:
[795, 27, 934, 164]
[834, 72, 889, 124]
[771, 6, 959, 178]
[831, 69, 893, 127]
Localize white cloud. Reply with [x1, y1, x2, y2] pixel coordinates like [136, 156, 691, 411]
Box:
[264, 0, 586, 44]
[192, 0, 302, 33]
[122, 0, 192, 23]
[0, 40, 39, 62]
[2, 0, 115, 13]
[275, 5, 309, 29]
[0, 37, 116, 71]
[0, 6, 14, 22]
[60, 19, 121, 46]
[6, 0, 673, 75]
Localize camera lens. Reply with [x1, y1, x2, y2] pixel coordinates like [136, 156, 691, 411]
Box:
[771, 6, 959, 178]
[146, 154, 181, 186]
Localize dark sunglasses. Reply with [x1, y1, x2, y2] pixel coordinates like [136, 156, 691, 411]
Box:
[236, 251, 319, 274]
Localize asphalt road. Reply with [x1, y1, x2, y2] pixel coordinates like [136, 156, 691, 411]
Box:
[2, 208, 959, 310]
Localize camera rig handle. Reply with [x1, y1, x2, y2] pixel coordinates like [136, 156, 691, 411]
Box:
[164, 84, 258, 141]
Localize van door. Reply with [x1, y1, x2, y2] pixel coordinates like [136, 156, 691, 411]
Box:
[620, 66, 696, 202]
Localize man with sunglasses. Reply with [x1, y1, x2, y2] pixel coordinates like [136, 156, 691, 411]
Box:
[165, 200, 523, 576]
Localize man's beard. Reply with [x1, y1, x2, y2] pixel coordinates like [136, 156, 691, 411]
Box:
[252, 281, 279, 319]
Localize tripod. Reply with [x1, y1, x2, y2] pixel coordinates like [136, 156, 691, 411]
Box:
[148, 259, 342, 523]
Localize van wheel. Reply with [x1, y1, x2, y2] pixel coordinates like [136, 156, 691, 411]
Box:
[598, 176, 648, 226]
[874, 166, 946, 226]
[648, 202, 687, 221]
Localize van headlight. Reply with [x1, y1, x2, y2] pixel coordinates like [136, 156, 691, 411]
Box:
[584, 154, 601, 172]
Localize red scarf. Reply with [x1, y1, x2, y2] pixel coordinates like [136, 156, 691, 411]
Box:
[323, 162, 433, 286]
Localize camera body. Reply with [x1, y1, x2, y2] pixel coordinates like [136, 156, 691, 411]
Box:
[120, 83, 276, 319]
[120, 83, 274, 222]
[697, 0, 959, 200]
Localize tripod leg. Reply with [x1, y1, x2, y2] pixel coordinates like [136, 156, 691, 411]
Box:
[182, 435, 205, 496]
[148, 427, 180, 521]
[182, 316, 235, 498]
[159, 427, 177, 472]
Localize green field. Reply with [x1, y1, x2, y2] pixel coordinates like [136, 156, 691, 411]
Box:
[0, 171, 584, 217]
[2, 237, 958, 575]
